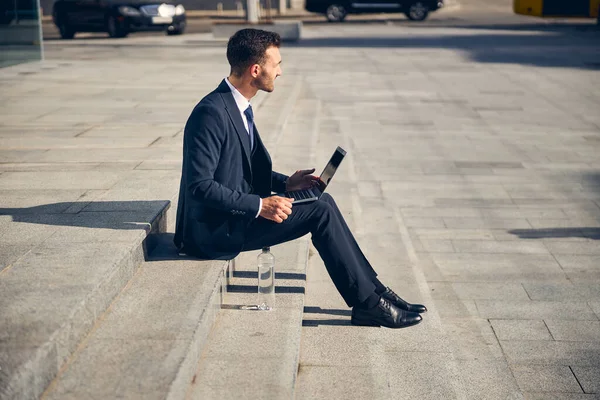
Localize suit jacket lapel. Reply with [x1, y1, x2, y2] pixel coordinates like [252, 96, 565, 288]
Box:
[217, 80, 253, 179]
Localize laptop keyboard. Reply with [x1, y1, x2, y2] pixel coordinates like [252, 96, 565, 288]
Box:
[286, 189, 315, 200]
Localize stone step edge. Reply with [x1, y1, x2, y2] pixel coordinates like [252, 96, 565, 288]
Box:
[144, 197, 228, 400]
[280, 240, 309, 397]
[187, 238, 310, 398]
[7, 202, 170, 400]
[165, 259, 231, 400]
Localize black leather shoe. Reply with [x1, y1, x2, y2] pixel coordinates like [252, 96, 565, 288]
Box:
[351, 297, 422, 329]
[382, 287, 427, 313]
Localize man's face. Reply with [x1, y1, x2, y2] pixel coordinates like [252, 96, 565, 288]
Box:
[254, 46, 282, 93]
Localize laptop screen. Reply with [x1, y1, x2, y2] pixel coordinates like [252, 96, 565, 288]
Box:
[317, 146, 346, 192]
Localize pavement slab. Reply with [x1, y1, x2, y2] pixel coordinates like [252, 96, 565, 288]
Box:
[570, 366, 600, 395]
[523, 394, 600, 400]
[511, 365, 583, 393]
[490, 320, 553, 341]
[501, 340, 600, 366]
[523, 283, 600, 301]
[475, 300, 598, 321]
[543, 320, 600, 342]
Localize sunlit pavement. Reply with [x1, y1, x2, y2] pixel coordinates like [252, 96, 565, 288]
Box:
[2, 0, 600, 397]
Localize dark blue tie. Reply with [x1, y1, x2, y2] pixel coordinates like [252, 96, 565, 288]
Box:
[243, 105, 254, 150]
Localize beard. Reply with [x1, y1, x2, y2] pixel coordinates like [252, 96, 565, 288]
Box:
[255, 71, 275, 93]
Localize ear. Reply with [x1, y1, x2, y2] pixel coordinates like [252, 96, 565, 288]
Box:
[249, 64, 260, 78]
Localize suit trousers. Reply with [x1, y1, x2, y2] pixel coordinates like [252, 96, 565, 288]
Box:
[242, 193, 377, 307]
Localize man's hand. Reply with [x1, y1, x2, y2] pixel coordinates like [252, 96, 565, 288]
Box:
[286, 168, 319, 191]
[260, 196, 293, 223]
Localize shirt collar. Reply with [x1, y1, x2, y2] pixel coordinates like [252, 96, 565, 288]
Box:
[225, 77, 250, 114]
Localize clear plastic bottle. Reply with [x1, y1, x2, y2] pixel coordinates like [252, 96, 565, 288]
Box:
[257, 247, 275, 311]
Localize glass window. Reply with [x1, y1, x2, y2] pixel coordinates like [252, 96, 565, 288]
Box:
[0, 0, 43, 68]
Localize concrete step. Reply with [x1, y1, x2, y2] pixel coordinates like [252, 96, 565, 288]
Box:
[40, 201, 227, 399]
[187, 238, 310, 399]
[0, 198, 170, 400]
[41, 199, 309, 399]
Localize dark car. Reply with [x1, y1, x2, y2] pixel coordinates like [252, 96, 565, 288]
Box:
[52, 0, 186, 39]
[305, 0, 443, 22]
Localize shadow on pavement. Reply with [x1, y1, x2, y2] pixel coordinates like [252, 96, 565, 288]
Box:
[436, 22, 600, 32]
[302, 319, 352, 327]
[507, 173, 600, 241]
[0, 200, 170, 229]
[583, 172, 600, 192]
[303, 306, 351, 316]
[508, 227, 600, 239]
[146, 232, 195, 262]
[227, 284, 306, 294]
[287, 31, 600, 70]
[232, 270, 307, 280]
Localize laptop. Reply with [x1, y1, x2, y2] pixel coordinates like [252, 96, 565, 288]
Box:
[280, 146, 347, 204]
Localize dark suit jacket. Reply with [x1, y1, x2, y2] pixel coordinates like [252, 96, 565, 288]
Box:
[174, 80, 288, 260]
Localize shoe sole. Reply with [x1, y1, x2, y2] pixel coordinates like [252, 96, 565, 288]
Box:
[350, 318, 422, 329]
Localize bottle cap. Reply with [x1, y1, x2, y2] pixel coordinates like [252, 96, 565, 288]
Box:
[262, 247, 270, 252]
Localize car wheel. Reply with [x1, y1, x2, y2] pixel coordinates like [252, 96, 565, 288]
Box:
[107, 15, 128, 38]
[57, 18, 76, 39]
[325, 4, 347, 22]
[405, 1, 429, 21]
[166, 24, 185, 35]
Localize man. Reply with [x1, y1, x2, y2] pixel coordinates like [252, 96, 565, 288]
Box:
[175, 28, 426, 329]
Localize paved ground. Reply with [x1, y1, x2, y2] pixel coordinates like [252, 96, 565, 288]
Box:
[2, 0, 600, 398]
[290, 4, 600, 399]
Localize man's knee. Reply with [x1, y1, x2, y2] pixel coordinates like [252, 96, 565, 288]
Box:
[320, 193, 342, 214]
[313, 195, 335, 217]
[320, 192, 335, 205]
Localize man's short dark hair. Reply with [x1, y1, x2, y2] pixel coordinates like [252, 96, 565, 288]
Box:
[227, 29, 281, 77]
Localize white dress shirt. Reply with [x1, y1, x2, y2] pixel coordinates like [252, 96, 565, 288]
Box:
[225, 78, 262, 218]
